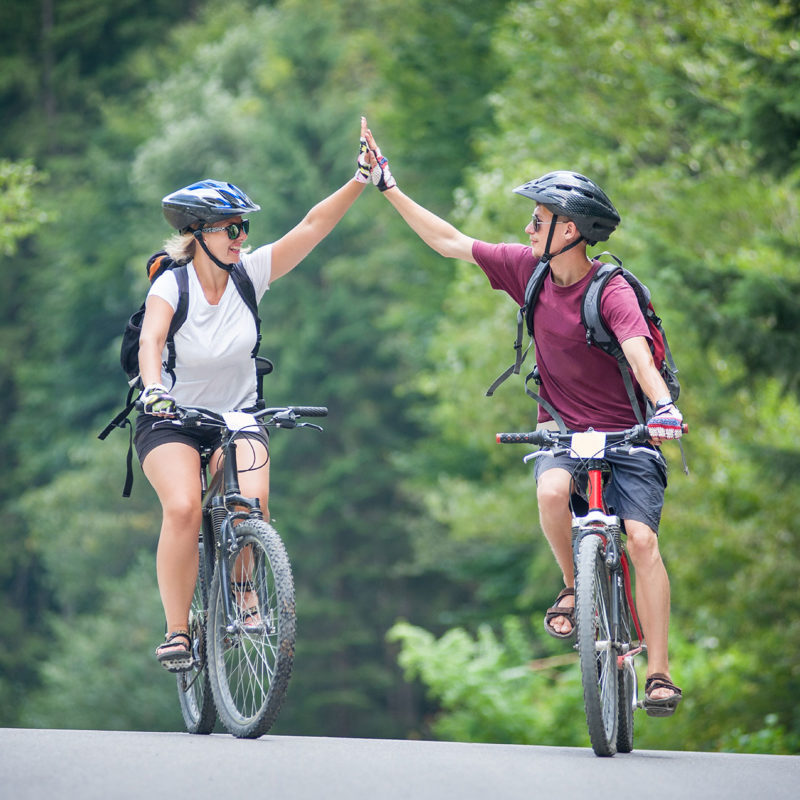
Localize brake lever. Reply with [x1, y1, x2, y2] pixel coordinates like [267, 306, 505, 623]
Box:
[271, 411, 298, 429]
[296, 422, 324, 432]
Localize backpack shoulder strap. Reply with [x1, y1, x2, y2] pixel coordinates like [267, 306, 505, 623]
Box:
[580, 256, 652, 424]
[163, 264, 190, 387]
[485, 257, 550, 397]
[580, 260, 624, 355]
[522, 258, 551, 337]
[230, 263, 261, 358]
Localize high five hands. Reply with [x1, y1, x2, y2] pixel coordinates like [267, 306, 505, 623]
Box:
[354, 116, 396, 192]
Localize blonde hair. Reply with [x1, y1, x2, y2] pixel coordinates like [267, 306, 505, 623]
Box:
[163, 231, 197, 264]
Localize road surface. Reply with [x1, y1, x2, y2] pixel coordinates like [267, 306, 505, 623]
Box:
[1, 727, 797, 800]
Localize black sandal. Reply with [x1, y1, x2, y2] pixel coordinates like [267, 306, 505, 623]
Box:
[643, 672, 683, 717]
[155, 631, 193, 673]
[543, 587, 576, 641]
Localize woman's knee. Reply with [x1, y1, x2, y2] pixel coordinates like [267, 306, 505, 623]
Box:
[161, 494, 201, 532]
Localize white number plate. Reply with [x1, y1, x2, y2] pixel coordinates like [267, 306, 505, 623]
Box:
[570, 431, 607, 458]
[221, 411, 260, 432]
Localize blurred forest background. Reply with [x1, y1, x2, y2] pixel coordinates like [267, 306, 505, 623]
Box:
[1, 0, 798, 753]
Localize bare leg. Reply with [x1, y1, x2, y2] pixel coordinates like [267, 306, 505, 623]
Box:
[624, 519, 676, 700]
[537, 467, 575, 635]
[142, 442, 202, 635]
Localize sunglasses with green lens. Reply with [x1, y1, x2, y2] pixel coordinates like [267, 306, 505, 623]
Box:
[201, 219, 250, 239]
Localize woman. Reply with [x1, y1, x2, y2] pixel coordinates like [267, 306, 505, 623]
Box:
[138, 119, 373, 671]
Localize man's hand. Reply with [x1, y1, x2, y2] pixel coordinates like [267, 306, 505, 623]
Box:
[141, 383, 177, 417]
[354, 116, 371, 184]
[647, 403, 683, 442]
[364, 123, 397, 192]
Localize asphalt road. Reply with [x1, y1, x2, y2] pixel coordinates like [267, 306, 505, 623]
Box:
[1, 727, 797, 800]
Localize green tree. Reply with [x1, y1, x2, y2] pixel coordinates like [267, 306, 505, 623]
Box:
[12, 0, 512, 737]
[390, 0, 800, 752]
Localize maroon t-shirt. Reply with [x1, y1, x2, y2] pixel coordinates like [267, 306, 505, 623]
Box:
[473, 241, 651, 431]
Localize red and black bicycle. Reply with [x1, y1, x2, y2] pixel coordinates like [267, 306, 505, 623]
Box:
[497, 424, 683, 756]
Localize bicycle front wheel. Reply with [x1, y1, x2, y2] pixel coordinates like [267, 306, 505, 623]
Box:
[177, 539, 217, 734]
[207, 519, 296, 738]
[575, 532, 618, 756]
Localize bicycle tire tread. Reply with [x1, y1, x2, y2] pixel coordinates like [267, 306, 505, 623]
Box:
[575, 534, 618, 756]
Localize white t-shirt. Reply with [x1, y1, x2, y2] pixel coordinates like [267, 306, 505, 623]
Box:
[147, 245, 272, 412]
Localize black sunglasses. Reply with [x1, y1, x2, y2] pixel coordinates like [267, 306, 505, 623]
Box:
[201, 219, 250, 240]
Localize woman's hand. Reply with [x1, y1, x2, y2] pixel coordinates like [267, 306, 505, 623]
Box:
[140, 383, 177, 417]
[354, 116, 372, 183]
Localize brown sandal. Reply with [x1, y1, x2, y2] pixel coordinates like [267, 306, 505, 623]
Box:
[643, 672, 683, 717]
[544, 587, 576, 640]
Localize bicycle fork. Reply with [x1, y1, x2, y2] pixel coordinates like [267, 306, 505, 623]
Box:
[573, 523, 644, 664]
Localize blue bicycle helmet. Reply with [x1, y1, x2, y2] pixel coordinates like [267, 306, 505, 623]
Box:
[162, 179, 261, 232]
[513, 171, 620, 245]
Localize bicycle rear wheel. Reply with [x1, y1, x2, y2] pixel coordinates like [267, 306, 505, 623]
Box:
[575, 532, 618, 756]
[616, 580, 636, 754]
[207, 519, 296, 738]
[177, 539, 217, 734]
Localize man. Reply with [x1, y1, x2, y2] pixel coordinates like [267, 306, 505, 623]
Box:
[365, 125, 683, 716]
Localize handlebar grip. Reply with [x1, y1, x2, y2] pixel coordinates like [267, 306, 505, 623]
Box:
[290, 406, 328, 418]
[496, 431, 546, 445]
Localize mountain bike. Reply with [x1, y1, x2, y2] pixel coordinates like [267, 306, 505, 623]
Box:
[158, 402, 327, 739]
[496, 423, 685, 756]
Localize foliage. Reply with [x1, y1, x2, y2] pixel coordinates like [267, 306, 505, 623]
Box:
[1, 0, 798, 755]
[389, 618, 587, 745]
[0, 160, 47, 255]
[389, 0, 800, 754]
[21, 552, 180, 732]
[0, 0, 507, 738]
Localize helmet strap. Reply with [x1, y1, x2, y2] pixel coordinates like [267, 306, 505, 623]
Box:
[541, 214, 585, 261]
[192, 230, 233, 273]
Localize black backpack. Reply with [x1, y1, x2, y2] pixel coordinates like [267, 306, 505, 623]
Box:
[98, 251, 267, 496]
[487, 254, 680, 433]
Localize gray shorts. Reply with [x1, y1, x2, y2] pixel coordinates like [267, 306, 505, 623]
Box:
[533, 443, 668, 533]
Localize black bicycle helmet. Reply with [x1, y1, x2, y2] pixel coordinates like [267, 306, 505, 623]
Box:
[162, 179, 261, 232]
[513, 171, 620, 245]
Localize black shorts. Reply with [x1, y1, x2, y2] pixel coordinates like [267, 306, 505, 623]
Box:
[134, 412, 269, 465]
[533, 443, 668, 533]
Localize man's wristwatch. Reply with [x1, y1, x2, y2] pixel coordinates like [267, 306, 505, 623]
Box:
[655, 396, 673, 410]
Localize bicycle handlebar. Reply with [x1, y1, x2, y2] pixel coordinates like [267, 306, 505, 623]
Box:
[259, 406, 328, 419]
[496, 422, 688, 447]
[143, 404, 329, 432]
[180, 405, 328, 424]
